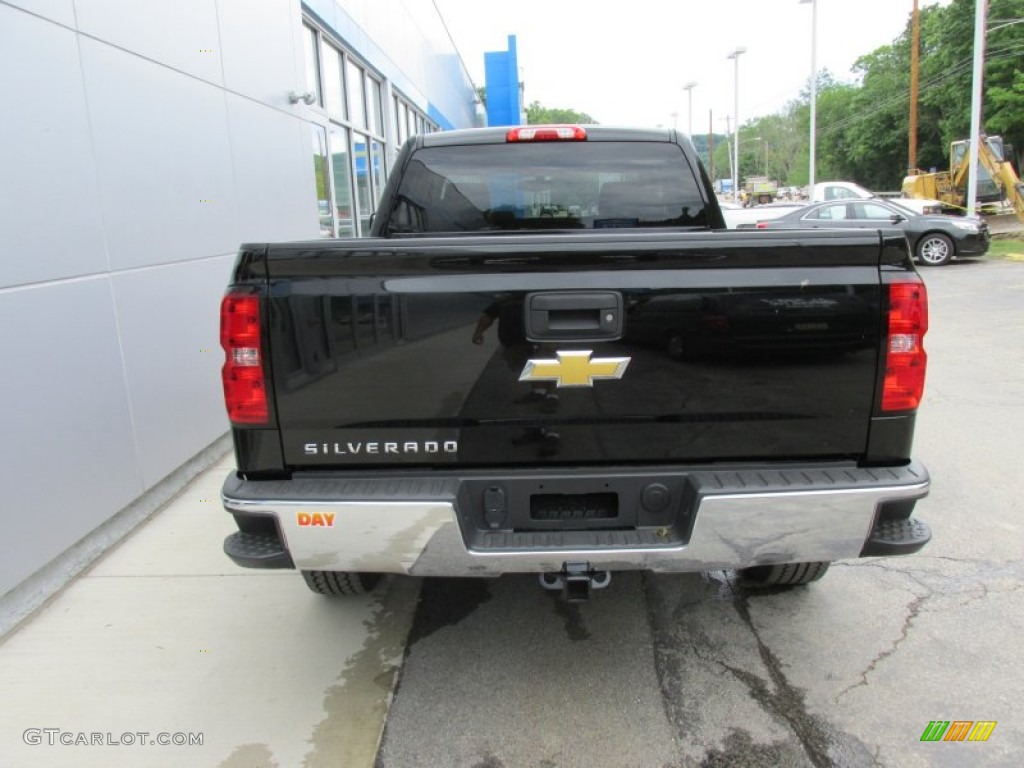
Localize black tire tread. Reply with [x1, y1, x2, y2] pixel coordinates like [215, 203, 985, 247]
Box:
[740, 561, 830, 587]
[301, 570, 380, 596]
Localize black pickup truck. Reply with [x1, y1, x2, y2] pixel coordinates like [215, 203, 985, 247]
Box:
[219, 125, 931, 601]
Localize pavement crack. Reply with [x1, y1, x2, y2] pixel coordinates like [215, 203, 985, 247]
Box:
[834, 590, 930, 702]
[730, 598, 835, 768]
[832, 557, 1024, 703]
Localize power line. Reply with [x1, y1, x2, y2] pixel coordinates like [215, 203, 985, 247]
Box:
[815, 44, 1024, 138]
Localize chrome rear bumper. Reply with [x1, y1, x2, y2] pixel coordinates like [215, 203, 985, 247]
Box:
[221, 462, 929, 575]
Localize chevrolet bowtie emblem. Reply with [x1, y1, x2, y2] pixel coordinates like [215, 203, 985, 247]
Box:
[519, 350, 631, 388]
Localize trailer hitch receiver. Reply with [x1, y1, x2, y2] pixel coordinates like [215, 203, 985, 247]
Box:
[538, 562, 611, 602]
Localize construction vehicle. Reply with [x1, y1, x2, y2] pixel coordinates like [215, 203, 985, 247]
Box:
[743, 175, 778, 205]
[903, 135, 1024, 223]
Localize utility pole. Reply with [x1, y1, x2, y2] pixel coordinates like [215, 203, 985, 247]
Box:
[708, 110, 714, 181]
[800, 0, 817, 188]
[724, 115, 734, 192]
[683, 81, 697, 136]
[727, 47, 746, 202]
[966, 0, 988, 216]
[909, 0, 920, 171]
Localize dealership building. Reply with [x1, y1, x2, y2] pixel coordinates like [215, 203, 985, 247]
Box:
[0, 0, 519, 629]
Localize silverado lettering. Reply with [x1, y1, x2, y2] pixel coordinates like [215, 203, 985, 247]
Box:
[303, 441, 458, 456]
[220, 125, 932, 601]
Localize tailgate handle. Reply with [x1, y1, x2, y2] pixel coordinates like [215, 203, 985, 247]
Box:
[525, 291, 623, 341]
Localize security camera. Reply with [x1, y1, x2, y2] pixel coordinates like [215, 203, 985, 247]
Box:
[288, 91, 317, 105]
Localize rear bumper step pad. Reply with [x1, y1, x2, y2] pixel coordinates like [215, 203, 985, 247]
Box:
[861, 516, 932, 557]
[223, 531, 293, 569]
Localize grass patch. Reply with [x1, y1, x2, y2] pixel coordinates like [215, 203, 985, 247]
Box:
[988, 232, 1024, 260]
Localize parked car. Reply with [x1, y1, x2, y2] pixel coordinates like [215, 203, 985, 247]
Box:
[721, 200, 805, 229]
[811, 181, 943, 216]
[751, 199, 990, 266]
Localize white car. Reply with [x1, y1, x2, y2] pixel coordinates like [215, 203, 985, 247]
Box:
[811, 181, 943, 216]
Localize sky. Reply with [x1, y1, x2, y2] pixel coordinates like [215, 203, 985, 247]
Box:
[432, 0, 952, 132]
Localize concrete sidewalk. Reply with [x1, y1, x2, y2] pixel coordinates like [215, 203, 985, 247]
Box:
[0, 452, 419, 768]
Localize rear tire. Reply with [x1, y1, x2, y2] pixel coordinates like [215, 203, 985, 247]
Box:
[301, 570, 381, 596]
[916, 233, 953, 266]
[739, 561, 830, 587]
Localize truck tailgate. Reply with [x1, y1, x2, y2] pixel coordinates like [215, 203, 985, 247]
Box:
[260, 230, 896, 469]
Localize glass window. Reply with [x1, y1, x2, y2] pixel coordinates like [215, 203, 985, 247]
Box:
[322, 44, 345, 120]
[329, 126, 355, 237]
[824, 185, 856, 200]
[384, 142, 709, 234]
[371, 140, 386, 204]
[394, 96, 404, 143]
[310, 124, 332, 236]
[859, 203, 895, 220]
[807, 204, 847, 221]
[302, 25, 321, 106]
[346, 60, 367, 130]
[368, 78, 383, 136]
[353, 132, 372, 233]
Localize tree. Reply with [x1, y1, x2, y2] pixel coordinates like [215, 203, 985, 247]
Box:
[977, 0, 1024, 166]
[525, 101, 597, 125]
[690, 133, 729, 173]
[816, 0, 1024, 186]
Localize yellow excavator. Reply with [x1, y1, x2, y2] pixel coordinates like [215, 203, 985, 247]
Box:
[903, 135, 1024, 223]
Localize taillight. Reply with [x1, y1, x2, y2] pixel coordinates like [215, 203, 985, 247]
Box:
[881, 278, 928, 412]
[220, 292, 268, 424]
[755, 222, 769, 229]
[506, 125, 587, 142]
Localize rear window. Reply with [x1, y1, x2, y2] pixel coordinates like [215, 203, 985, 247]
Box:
[384, 142, 708, 234]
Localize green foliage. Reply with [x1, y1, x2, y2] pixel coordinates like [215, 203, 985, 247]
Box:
[731, 0, 1024, 189]
[690, 133, 729, 172]
[525, 101, 597, 125]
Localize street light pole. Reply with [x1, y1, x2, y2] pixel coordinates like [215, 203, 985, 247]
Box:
[682, 81, 697, 137]
[966, 0, 988, 217]
[800, 0, 817, 189]
[909, 0, 920, 170]
[727, 47, 746, 201]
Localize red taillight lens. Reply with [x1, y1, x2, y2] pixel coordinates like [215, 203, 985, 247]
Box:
[220, 292, 268, 424]
[506, 125, 587, 142]
[755, 222, 769, 229]
[881, 279, 928, 412]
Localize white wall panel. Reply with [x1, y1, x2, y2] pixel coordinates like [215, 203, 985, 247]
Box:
[217, 0, 303, 107]
[0, 278, 142, 595]
[74, 0, 224, 85]
[111, 256, 234, 489]
[0, 6, 108, 289]
[1, 0, 478, 604]
[3, 0, 75, 27]
[80, 38, 239, 271]
[226, 94, 317, 242]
